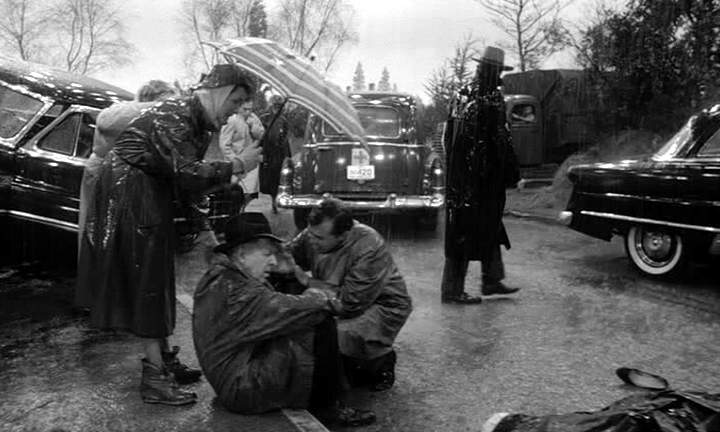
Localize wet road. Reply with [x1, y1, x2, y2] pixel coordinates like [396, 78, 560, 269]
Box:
[1, 212, 718, 432]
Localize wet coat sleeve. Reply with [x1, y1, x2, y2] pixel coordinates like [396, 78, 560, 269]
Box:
[334, 244, 392, 317]
[219, 117, 240, 161]
[116, 113, 233, 191]
[224, 278, 333, 344]
[287, 230, 314, 272]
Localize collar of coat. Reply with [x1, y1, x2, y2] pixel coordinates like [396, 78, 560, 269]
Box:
[207, 252, 275, 289]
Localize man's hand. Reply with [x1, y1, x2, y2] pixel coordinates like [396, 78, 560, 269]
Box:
[232, 142, 262, 174]
[294, 264, 310, 287]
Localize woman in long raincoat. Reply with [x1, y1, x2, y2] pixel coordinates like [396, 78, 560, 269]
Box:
[80, 64, 260, 406]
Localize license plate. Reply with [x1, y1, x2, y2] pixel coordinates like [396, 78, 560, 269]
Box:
[347, 165, 375, 180]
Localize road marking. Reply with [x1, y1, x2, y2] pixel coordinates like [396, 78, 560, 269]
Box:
[175, 293, 328, 432]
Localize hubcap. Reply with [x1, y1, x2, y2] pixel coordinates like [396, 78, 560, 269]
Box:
[635, 228, 675, 267]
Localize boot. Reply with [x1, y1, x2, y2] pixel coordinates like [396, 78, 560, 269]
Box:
[162, 346, 202, 385]
[140, 359, 197, 406]
[368, 350, 396, 392]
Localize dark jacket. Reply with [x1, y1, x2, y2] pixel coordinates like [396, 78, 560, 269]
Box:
[193, 254, 332, 414]
[81, 96, 232, 337]
[289, 222, 412, 359]
[258, 110, 291, 196]
[444, 88, 520, 260]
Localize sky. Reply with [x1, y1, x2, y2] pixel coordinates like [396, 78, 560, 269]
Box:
[95, 0, 603, 102]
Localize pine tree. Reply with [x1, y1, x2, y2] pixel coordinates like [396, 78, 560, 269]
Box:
[248, 0, 267, 38]
[378, 67, 391, 91]
[352, 62, 365, 91]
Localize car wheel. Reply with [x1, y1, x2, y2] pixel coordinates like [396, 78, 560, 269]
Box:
[624, 225, 685, 276]
[293, 208, 310, 232]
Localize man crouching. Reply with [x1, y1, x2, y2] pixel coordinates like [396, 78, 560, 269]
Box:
[192, 213, 375, 427]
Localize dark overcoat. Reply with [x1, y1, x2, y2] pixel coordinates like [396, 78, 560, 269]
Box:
[258, 110, 291, 196]
[444, 88, 520, 260]
[81, 96, 233, 338]
[193, 254, 332, 414]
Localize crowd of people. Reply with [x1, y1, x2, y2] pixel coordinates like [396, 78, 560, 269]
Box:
[75, 49, 521, 428]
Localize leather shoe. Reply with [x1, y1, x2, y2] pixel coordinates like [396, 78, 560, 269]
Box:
[442, 292, 483, 304]
[481, 282, 520, 296]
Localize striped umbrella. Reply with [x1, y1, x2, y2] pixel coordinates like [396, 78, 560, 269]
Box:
[205, 38, 366, 146]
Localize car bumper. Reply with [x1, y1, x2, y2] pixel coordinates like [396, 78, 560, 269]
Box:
[276, 192, 445, 210]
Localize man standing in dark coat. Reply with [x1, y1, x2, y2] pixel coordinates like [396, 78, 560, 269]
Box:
[193, 212, 375, 427]
[80, 64, 261, 406]
[441, 47, 521, 304]
[259, 95, 291, 213]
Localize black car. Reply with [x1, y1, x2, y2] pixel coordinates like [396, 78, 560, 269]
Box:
[0, 56, 239, 254]
[560, 106, 720, 276]
[277, 92, 445, 230]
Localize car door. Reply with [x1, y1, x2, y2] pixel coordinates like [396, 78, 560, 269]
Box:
[12, 107, 97, 232]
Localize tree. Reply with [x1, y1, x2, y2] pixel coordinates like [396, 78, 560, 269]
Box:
[575, 0, 720, 130]
[0, 0, 48, 61]
[47, 0, 133, 74]
[378, 67, 391, 91]
[0, 0, 133, 74]
[421, 36, 483, 143]
[248, 0, 267, 37]
[352, 62, 365, 91]
[476, 0, 571, 71]
[271, 0, 358, 71]
[424, 35, 481, 117]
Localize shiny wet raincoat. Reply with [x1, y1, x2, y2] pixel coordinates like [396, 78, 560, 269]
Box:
[444, 87, 520, 260]
[81, 96, 233, 338]
[76, 101, 154, 308]
[290, 222, 412, 360]
[193, 254, 332, 414]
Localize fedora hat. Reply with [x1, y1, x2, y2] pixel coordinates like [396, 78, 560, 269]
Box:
[473, 46, 514, 71]
[214, 212, 283, 254]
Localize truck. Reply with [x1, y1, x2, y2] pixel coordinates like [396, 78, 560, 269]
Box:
[502, 69, 604, 166]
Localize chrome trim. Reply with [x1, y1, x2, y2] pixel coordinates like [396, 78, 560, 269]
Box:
[558, 211, 573, 226]
[709, 235, 720, 255]
[0, 209, 77, 232]
[0, 79, 54, 148]
[303, 141, 425, 149]
[277, 192, 445, 210]
[579, 210, 720, 233]
[22, 105, 101, 164]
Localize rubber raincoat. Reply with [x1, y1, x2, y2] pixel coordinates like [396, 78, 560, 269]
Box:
[290, 222, 412, 360]
[76, 101, 154, 308]
[82, 96, 234, 338]
[193, 254, 333, 413]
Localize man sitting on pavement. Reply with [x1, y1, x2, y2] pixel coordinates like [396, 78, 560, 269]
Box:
[192, 212, 375, 427]
[289, 198, 413, 391]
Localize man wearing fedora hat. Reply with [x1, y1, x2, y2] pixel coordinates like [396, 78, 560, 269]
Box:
[442, 46, 521, 304]
[80, 63, 263, 406]
[192, 212, 376, 427]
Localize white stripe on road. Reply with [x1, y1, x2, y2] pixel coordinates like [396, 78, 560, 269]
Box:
[175, 294, 328, 432]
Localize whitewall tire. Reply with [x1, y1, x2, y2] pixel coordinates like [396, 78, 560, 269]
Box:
[624, 225, 685, 276]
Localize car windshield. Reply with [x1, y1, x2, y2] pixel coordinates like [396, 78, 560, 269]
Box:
[0, 86, 44, 139]
[654, 116, 693, 160]
[323, 106, 400, 138]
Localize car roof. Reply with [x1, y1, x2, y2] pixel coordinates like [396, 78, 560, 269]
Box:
[348, 92, 415, 108]
[0, 56, 133, 108]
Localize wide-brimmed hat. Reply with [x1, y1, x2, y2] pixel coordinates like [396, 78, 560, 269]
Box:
[473, 46, 514, 71]
[214, 212, 284, 254]
[197, 63, 253, 89]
